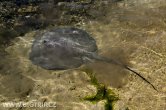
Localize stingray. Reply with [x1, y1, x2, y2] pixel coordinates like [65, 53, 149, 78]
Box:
[29, 27, 157, 91]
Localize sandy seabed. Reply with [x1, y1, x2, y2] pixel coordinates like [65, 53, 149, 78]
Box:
[0, 0, 166, 110]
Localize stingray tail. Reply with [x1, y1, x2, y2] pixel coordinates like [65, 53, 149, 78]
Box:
[92, 55, 157, 91]
[123, 65, 157, 91]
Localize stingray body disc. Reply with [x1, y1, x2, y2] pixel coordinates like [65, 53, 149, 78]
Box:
[29, 27, 97, 70]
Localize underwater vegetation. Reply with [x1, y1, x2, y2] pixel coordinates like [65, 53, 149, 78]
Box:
[82, 67, 119, 110]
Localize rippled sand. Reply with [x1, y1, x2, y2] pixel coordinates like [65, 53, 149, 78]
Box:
[85, 0, 166, 109]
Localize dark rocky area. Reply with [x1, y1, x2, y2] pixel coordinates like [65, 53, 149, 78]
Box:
[0, 0, 100, 46]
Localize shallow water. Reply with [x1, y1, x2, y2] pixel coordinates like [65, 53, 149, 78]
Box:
[85, 0, 166, 109]
[0, 0, 166, 110]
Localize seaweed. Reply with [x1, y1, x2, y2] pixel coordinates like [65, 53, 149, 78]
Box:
[81, 67, 119, 110]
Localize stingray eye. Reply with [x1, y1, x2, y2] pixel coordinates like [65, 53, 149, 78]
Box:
[43, 40, 47, 43]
